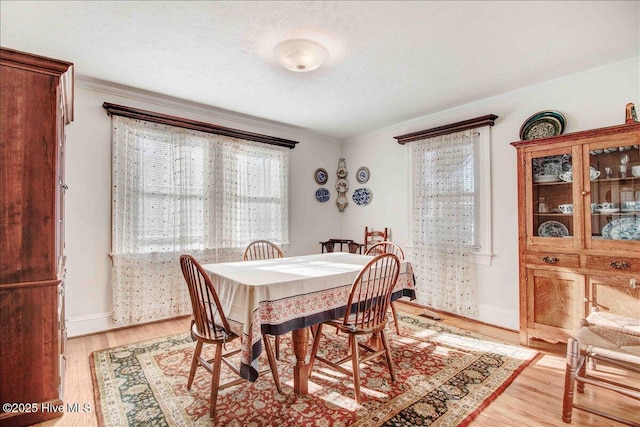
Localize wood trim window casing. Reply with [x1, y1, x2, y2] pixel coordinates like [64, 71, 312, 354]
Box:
[102, 102, 299, 149]
[394, 114, 498, 144]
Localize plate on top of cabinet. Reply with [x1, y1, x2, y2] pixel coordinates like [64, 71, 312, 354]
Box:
[520, 111, 565, 141]
[538, 220, 569, 238]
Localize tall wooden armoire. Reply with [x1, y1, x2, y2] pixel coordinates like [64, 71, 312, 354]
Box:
[0, 47, 74, 427]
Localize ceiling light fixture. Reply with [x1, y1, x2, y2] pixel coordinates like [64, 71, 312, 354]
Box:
[274, 39, 328, 73]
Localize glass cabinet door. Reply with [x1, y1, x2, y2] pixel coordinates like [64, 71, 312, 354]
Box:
[587, 144, 640, 244]
[530, 149, 575, 241]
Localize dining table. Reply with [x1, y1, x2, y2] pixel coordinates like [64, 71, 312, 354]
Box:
[201, 252, 416, 396]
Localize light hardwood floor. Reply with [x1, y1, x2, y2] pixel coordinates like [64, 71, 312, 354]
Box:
[37, 302, 638, 427]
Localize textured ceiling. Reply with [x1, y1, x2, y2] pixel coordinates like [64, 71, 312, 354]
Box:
[1, 1, 638, 139]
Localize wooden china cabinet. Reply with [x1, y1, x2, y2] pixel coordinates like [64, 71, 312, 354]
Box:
[512, 123, 640, 346]
[0, 48, 73, 426]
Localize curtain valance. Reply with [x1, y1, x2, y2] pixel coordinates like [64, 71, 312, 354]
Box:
[103, 102, 299, 149]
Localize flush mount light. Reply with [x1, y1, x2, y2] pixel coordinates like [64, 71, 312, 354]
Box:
[274, 39, 328, 72]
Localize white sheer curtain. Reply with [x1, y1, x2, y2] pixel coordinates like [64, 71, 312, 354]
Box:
[111, 116, 289, 324]
[216, 138, 289, 248]
[411, 130, 479, 317]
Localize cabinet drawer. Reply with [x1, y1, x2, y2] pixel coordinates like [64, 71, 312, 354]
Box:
[586, 256, 640, 274]
[524, 253, 580, 268]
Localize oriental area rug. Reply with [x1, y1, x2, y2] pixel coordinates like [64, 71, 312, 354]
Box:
[91, 313, 537, 426]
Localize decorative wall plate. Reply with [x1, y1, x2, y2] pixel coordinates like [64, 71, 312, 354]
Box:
[356, 167, 370, 184]
[314, 168, 328, 185]
[352, 188, 372, 205]
[335, 178, 349, 193]
[601, 217, 640, 240]
[538, 220, 569, 238]
[315, 188, 330, 203]
[336, 158, 349, 212]
[336, 194, 348, 212]
[520, 111, 565, 140]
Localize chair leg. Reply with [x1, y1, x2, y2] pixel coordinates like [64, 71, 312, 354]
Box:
[562, 338, 579, 423]
[349, 334, 362, 403]
[262, 334, 282, 393]
[308, 324, 324, 375]
[187, 340, 203, 390]
[209, 343, 224, 419]
[577, 352, 587, 394]
[390, 302, 401, 335]
[380, 329, 396, 382]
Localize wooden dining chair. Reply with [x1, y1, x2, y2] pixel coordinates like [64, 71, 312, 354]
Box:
[180, 254, 282, 419]
[242, 240, 284, 261]
[363, 226, 388, 252]
[562, 310, 640, 426]
[308, 253, 400, 403]
[366, 241, 405, 335]
[242, 240, 285, 359]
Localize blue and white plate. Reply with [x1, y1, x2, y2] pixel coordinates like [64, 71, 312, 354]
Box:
[314, 168, 328, 185]
[315, 188, 330, 203]
[532, 155, 571, 176]
[356, 167, 370, 184]
[352, 188, 372, 206]
[538, 220, 569, 238]
[601, 217, 640, 240]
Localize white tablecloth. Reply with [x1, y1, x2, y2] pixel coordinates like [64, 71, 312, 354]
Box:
[202, 252, 416, 381]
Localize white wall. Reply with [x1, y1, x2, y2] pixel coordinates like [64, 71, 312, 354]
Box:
[65, 57, 639, 336]
[341, 57, 640, 330]
[64, 82, 343, 336]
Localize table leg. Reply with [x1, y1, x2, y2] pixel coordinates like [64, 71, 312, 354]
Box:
[292, 327, 309, 395]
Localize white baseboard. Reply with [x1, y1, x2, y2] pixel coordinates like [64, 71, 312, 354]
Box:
[476, 303, 519, 331]
[67, 304, 519, 338]
[66, 312, 118, 338]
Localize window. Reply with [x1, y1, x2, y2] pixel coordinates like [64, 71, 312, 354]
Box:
[134, 132, 209, 252]
[109, 115, 290, 324]
[112, 117, 289, 255]
[411, 127, 492, 263]
[395, 115, 495, 264]
[216, 140, 289, 247]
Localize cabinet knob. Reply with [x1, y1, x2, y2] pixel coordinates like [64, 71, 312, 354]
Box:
[609, 261, 630, 270]
[581, 190, 589, 196]
[542, 256, 559, 264]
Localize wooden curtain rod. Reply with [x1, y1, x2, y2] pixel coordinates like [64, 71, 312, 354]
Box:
[102, 102, 299, 149]
[393, 114, 498, 144]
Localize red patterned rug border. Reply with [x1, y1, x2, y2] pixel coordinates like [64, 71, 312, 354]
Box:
[90, 313, 538, 426]
[457, 351, 540, 427]
[89, 352, 106, 427]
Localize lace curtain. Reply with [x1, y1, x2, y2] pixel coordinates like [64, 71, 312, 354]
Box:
[411, 130, 479, 317]
[111, 116, 289, 324]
